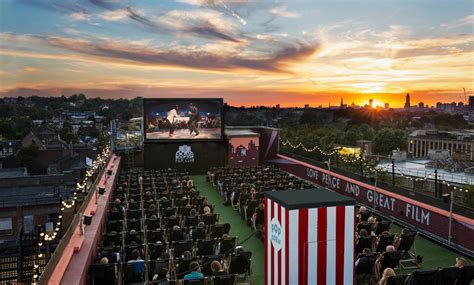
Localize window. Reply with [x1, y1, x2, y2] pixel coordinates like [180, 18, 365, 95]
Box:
[0, 218, 13, 236]
[23, 215, 33, 233]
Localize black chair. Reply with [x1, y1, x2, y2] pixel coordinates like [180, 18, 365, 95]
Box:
[191, 226, 207, 241]
[175, 257, 193, 277]
[201, 255, 222, 277]
[374, 220, 392, 235]
[229, 251, 252, 276]
[127, 209, 142, 220]
[219, 237, 237, 256]
[149, 242, 166, 259]
[123, 245, 144, 262]
[125, 231, 143, 245]
[172, 240, 192, 257]
[355, 252, 377, 275]
[89, 264, 116, 285]
[376, 234, 395, 253]
[387, 275, 409, 285]
[398, 232, 419, 269]
[166, 216, 180, 229]
[149, 258, 170, 281]
[457, 265, 474, 285]
[127, 219, 141, 231]
[169, 228, 186, 242]
[164, 207, 177, 217]
[359, 211, 370, 222]
[184, 216, 199, 227]
[123, 261, 145, 283]
[148, 229, 165, 243]
[148, 217, 161, 230]
[212, 274, 236, 285]
[379, 251, 403, 275]
[357, 222, 373, 234]
[196, 239, 216, 256]
[102, 232, 122, 247]
[108, 208, 124, 220]
[98, 247, 120, 263]
[210, 224, 224, 239]
[203, 214, 218, 226]
[106, 220, 123, 232]
[397, 232, 418, 251]
[183, 279, 205, 285]
[356, 236, 374, 254]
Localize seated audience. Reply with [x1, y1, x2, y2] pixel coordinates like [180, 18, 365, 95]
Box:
[183, 261, 204, 280]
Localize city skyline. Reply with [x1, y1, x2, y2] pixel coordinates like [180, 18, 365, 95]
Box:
[0, 0, 473, 107]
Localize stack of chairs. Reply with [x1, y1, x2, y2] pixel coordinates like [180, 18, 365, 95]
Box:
[89, 169, 251, 284]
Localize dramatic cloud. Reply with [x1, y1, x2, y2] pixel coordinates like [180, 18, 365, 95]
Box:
[97, 4, 243, 42]
[0, 33, 319, 73]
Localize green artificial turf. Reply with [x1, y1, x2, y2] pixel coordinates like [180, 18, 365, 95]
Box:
[192, 175, 265, 284]
[193, 174, 472, 284]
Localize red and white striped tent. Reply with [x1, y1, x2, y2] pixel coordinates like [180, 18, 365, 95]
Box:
[265, 188, 356, 285]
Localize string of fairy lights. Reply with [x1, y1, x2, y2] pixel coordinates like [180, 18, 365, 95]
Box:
[280, 137, 471, 193]
[32, 145, 111, 283]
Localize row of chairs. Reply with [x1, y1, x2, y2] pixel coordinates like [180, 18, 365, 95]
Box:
[90, 169, 251, 284]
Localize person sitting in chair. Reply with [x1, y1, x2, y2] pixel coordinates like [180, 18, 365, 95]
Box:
[378, 267, 396, 285]
[183, 261, 204, 280]
[211, 260, 227, 276]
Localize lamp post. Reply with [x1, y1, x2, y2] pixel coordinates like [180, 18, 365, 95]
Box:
[325, 158, 331, 188]
[373, 171, 378, 210]
[442, 191, 454, 245]
[391, 159, 395, 185]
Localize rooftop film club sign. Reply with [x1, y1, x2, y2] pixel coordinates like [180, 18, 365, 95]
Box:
[175, 145, 195, 163]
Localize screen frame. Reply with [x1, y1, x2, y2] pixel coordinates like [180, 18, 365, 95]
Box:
[143, 98, 225, 143]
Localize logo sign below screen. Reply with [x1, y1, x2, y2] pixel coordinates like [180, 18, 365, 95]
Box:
[270, 217, 282, 251]
[176, 145, 195, 163]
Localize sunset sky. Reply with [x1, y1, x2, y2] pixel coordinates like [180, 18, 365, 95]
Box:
[0, 0, 473, 107]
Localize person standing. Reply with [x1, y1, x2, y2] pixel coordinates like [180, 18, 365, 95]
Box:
[188, 103, 200, 136]
[166, 104, 178, 137]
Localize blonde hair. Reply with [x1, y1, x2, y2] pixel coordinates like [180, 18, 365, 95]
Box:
[379, 267, 396, 285]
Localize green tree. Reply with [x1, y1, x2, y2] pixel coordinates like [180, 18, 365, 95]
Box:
[16, 145, 44, 174]
[60, 121, 79, 143]
[373, 128, 407, 155]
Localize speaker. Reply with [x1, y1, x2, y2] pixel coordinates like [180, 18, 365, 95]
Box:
[98, 187, 106, 195]
[83, 215, 93, 225]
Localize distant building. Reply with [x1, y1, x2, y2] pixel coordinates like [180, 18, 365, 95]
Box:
[404, 93, 411, 109]
[340, 98, 345, 109]
[384, 103, 389, 109]
[470, 96, 474, 122]
[435, 101, 466, 114]
[418, 102, 425, 108]
[304, 104, 310, 109]
[408, 129, 474, 160]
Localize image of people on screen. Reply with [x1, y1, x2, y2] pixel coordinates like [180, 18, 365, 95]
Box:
[145, 99, 222, 140]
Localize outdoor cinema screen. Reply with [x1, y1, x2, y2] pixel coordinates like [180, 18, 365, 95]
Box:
[144, 98, 223, 141]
